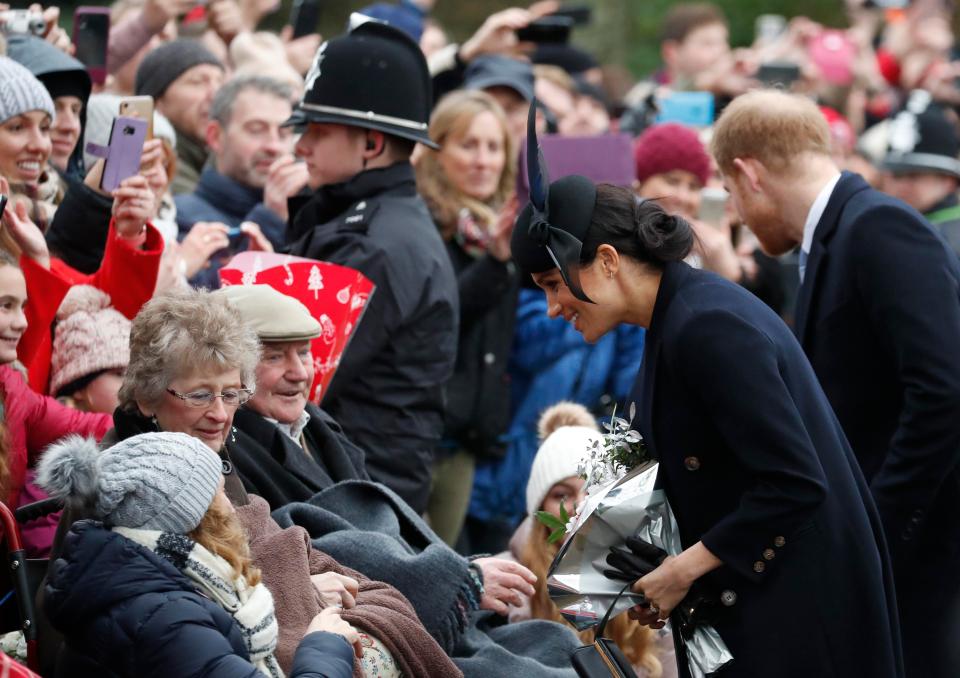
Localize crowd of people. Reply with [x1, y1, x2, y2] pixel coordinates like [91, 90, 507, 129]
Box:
[0, 0, 958, 675]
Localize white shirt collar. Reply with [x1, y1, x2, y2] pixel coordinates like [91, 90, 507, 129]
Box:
[801, 173, 842, 255]
[266, 409, 312, 444]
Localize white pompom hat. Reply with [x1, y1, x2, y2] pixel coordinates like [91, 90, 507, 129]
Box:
[525, 402, 601, 516]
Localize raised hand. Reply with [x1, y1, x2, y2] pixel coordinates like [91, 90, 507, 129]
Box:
[111, 175, 155, 241]
[263, 156, 309, 222]
[1, 177, 50, 269]
[178, 222, 230, 279]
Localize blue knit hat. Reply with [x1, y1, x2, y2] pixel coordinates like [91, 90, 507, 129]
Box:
[0, 56, 55, 124]
[38, 432, 223, 534]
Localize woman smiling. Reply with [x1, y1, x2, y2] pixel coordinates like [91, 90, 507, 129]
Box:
[415, 89, 520, 547]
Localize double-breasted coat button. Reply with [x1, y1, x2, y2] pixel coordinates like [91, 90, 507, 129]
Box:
[720, 590, 737, 607]
[774, 536, 786, 547]
[683, 456, 701, 471]
[763, 548, 775, 561]
[484, 352, 496, 365]
[753, 561, 766, 574]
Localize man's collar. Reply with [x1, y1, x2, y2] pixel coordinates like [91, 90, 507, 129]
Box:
[265, 409, 312, 444]
[801, 172, 842, 255]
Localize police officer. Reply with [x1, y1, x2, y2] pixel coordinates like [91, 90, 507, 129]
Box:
[881, 90, 960, 259]
[284, 18, 458, 514]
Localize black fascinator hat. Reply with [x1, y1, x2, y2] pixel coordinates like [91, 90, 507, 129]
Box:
[511, 99, 598, 302]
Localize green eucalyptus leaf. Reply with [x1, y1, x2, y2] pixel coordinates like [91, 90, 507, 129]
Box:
[535, 511, 566, 531]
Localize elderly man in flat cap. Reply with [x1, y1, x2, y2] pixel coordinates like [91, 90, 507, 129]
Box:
[215, 285, 368, 509]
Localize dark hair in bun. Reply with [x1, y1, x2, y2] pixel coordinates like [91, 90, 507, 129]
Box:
[580, 184, 694, 268]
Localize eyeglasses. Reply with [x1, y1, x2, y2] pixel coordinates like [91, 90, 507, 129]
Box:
[166, 388, 253, 409]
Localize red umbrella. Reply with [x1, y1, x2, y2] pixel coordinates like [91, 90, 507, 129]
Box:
[220, 252, 375, 403]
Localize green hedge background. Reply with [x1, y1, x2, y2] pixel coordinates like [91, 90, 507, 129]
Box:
[51, 0, 847, 77]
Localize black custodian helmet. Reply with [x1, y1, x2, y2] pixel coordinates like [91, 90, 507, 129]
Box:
[284, 16, 438, 149]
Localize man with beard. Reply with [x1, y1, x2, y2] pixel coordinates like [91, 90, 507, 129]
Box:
[713, 89, 960, 678]
[176, 75, 309, 287]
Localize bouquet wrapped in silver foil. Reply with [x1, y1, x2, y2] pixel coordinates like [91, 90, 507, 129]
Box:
[546, 460, 733, 678]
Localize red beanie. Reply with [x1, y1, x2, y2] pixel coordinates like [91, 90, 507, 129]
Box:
[633, 122, 712, 186]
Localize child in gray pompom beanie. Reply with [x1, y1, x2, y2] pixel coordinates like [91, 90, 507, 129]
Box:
[0, 56, 54, 124]
[37, 431, 223, 534]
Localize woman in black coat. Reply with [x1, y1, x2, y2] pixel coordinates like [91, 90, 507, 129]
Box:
[510, 177, 903, 678]
[415, 89, 520, 546]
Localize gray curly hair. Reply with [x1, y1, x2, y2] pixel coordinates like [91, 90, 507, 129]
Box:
[118, 287, 260, 412]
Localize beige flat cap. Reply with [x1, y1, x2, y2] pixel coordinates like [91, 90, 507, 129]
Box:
[216, 284, 321, 342]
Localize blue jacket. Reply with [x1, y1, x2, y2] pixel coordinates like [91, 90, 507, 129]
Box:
[44, 520, 355, 678]
[175, 166, 288, 288]
[468, 287, 644, 524]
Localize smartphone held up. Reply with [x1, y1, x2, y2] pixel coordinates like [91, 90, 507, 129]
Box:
[85, 116, 148, 192]
[73, 6, 111, 86]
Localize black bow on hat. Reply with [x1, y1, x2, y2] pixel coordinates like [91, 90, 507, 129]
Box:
[514, 99, 596, 303]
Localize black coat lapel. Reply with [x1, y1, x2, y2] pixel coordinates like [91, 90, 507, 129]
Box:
[794, 172, 869, 344]
[631, 261, 691, 458]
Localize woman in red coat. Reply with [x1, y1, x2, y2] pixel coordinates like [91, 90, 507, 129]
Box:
[1, 172, 161, 519]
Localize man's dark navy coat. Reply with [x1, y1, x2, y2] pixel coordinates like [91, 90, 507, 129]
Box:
[795, 172, 960, 677]
[632, 261, 902, 678]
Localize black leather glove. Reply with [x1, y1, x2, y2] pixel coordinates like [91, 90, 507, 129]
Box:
[673, 592, 721, 639]
[602, 535, 668, 583]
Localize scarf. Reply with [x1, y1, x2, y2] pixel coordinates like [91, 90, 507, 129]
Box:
[453, 208, 491, 259]
[114, 526, 284, 678]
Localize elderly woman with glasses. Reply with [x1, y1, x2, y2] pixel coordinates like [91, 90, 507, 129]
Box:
[105, 288, 259, 484]
[38, 285, 463, 678]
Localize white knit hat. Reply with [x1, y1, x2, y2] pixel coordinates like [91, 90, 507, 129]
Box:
[50, 286, 131, 397]
[525, 402, 601, 516]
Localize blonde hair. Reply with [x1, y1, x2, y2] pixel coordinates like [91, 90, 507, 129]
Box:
[415, 90, 516, 240]
[119, 287, 260, 412]
[189, 497, 261, 587]
[519, 521, 662, 677]
[710, 90, 831, 176]
[534, 65, 575, 96]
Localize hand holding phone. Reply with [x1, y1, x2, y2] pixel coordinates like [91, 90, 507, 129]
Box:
[289, 0, 321, 39]
[73, 6, 111, 86]
[756, 61, 801, 88]
[516, 16, 573, 44]
[698, 187, 729, 227]
[111, 175, 156, 239]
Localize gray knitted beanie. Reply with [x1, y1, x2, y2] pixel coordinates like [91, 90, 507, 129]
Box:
[135, 39, 224, 100]
[0, 56, 55, 124]
[38, 432, 223, 534]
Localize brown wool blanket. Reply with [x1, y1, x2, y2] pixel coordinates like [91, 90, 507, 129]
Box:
[237, 495, 462, 678]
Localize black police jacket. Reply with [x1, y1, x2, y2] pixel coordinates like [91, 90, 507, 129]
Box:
[286, 163, 458, 514]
